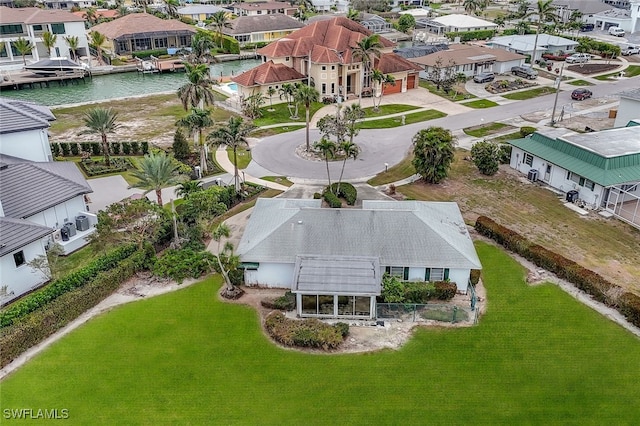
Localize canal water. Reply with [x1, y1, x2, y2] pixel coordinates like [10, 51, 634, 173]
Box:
[0, 59, 261, 107]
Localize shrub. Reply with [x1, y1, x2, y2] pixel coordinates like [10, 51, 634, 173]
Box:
[498, 144, 512, 164]
[334, 322, 349, 337]
[618, 292, 640, 328]
[261, 291, 296, 310]
[131, 48, 167, 59]
[111, 142, 121, 155]
[329, 182, 357, 205]
[130, 141, 140, 155]
[141, 141, 149, 154]
[0, 244, 141, 329]
[264, 312, 347, 350]
[80, 142, 91, 153]
[60, 143, 71, 156]
[122, 142, 131, 155]
[520, 126, 536, 137]
[91, 142, 101, 156]
[381, 274, 405, 303]
[471, 141, 500, 176]
[470, 269, 481, 285]
[434, 281, 457, 300]
[404, 281, 436, 303]
[50, 143, 61, 157]
[70, 143, 80, 156]
[313, 192, 322, 199]
[323, 191, 342, 208]
[172, 129, 190, 160]
[445, 29, 495, 41]
[220, 34, 240, 54]
[152, 248, 215, 284]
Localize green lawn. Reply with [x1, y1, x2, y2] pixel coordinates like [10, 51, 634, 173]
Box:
[463, 122, 510, 137]
[367, 154, 415, 186]
[502, 86, 556, 100]
[260, 176, 294, 187]
[595, 65, 640, 80]
[254, 102, 324, 127]
[462, 99, 499, 109]
[358, 109, 446, 129]
[567, 79, 594, 86]
[2, 243, 639, 423]
[361, 104, 420, 116]
[227, 147, 251, 169]
[489, 131, 524, 144]
[252, 125, 305, 137]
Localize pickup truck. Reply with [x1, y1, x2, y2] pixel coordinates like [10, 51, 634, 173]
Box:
[621, 46, 640, 55]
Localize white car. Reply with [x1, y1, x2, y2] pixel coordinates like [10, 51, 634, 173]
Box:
[565, 53, 591, 64]
[622, 46, 640, 55]
[608, 27, 625, 37]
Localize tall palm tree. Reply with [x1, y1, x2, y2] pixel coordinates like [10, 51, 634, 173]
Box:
[89, 31, 107, 65]
[314, 137, 337, 189]
[337, 141, 359, 192]
[176, 107, 214, 174]
[42, 31, 57, 57]
[370, 69, 395, 111]
[212, 222, 241, 296]
[279, 82, 296, 117]
[177, 62, 217, 111]
[294, 84, 319, 152]
[524, 0, 557, 65]
[163, 0, 180, 19]
[346, 7, 360, 21]
[13, 37, 34, 65]
[83, 7, 99, 26]
[351, 34, 383, 101]
[174, 179, 203, 199]
[207, 116, 256, 192]
[191, 31, 216, 63]
[211, 11, 231, 49]
[79, 108, 120, 167]
[64, 35, 79, 61]
[131, 151, 181, 206]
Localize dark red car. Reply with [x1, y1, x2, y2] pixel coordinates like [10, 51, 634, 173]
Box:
[571, 88, 592, 100]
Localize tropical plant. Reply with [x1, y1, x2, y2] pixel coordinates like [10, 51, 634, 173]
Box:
[342, 103, 365, 144]
[266, 86, 277, 110]
[412, 127, 457, 184]
[42, 31, 57, 57]
[83, 7, 99, 26]
[317, 108, 348, 145]
[79, 108, 120, 167]
[172, 128, 190, 160]
[13, 37, 34, 65]
[131, 151, 181, 206]
[346, 7, 360, 21]
[89, 31, 107, 65]
[515, 20, 530, 35]
[191, 31, 216, 63]
[493, 15, 506, 28]
[471, 140, 501, 176]
[293, 5, 310, 23]
[336, 141, 359, 192]
[63, 35, 79, 61]
[370, 69, 395, 111]
[351, 34, 383, 98]
[176, 107, 214, 174]
[212, 223, 243, 298]
[314, 137, 337, 188]
[463, 0, 489, 16]
[211, 11, 231, 48]
[397, 14, 416, 33]
[523, 0, 557, 64]
[178, 62, 217, 110]
[279, 83, 297, 117]
[207, 116, 256, 192]
[294, 83, 320, 151]
[163, 0, 180, 18]
[174, 179, 203, 199]
[241, 92, 265, 119]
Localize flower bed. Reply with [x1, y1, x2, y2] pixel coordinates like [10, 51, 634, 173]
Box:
[485, 79, 537, 94]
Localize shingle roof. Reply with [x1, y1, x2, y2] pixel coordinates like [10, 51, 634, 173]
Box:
[71, 9, 120, 20]
[231, 60, 306, 86]
[552, 0, 612, 15]
[90, 13, 196, 40]
[224, 14, 304, 35]
[238, 198, 481, 269]
[0, 161, 92, 219]
[409, 43, 524, 67]
[509, 127, 640, 186]
[0, 217, 52, 257]
[0, 6, 85, 24]
[0, 98, 55, 134]
[257, 17, 394, 61]
[491, 34, 578, 52]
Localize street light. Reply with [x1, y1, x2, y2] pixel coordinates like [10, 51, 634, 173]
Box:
[384, 162, 389, 173]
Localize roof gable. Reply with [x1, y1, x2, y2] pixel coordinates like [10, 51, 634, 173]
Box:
[375, 53, 422, 74]
[91, 13, 196, 40]
[225, 14, 304, 35]
[0, 99, 55, 134]
[231, 60, 306, 86]
[0, 217, 52, 257]
[0, 6, 84, 25]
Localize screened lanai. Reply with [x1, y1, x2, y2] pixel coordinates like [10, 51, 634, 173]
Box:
[293, 255, 381, 319]
[114, 30, 193, 55]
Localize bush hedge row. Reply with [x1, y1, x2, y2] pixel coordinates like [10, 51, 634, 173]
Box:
[264, 312, 348, 350]
[0, 244, 138, 328]
[0, 245, 154, 368]
[445, 29, 495, 41]
[323, 191, 342, 208]
[51, 141, 148, 157]
[328, 182, 357, 205]
[474, 216, 640, 328]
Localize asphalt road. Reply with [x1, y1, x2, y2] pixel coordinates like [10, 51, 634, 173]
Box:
[251, 77, 640, 180]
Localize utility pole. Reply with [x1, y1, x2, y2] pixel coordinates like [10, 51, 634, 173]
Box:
[550, 63, 564, 126]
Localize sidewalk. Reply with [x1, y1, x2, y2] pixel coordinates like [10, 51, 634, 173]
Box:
[214, 147, 289, 192]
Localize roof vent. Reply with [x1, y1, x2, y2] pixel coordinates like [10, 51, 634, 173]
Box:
[297, 220, 303, 225]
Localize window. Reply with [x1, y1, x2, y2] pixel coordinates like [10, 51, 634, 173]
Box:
[178, 35, 190, 46]
[621, 184, 638, 192]
[321, 65, 326, 71]
[153, 38, 167, 48]
[386, 266, 409, 280]
[13, 251, 25, 268]
[285, 56, 290, 61]
[134, 38, 151, 51]
[33, 24, 43, 31]
[425, 268, 449, 281]
[51, 23, 65, 35]
[321, 83, 326, 94]
[116, 40, 128, 53]
[584, 179, 595, 191]
[331, 83, 335, 94]
[524, 153, 533, 166]
[0, 24, 23, 35]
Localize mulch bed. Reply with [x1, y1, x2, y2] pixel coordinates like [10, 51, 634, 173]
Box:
[567, 63, 621, 75]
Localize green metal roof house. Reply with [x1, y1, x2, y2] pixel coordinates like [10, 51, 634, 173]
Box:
[508, 125, 640, 229]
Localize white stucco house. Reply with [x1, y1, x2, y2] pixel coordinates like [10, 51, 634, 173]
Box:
[416, 13, 497, 36]
[0, 99, 96, 304]
[592, 0, 640, 33]
[614, 88, 640, 128]
[489, 34, 578, 63]
[237, 198, 482, 319]
[508, 126, 640, 229]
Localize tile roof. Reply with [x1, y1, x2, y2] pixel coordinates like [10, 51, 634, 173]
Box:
[409, 43, 524, 67]
[0, 217, 52, 257]
[375, 53, 422, 74]
[257, 17, 394, 61]
[224, 14, 304, 35]
[235, 1, 296, 11]
[0, 6, 85, 24]
[237, 198, 482, 270]
[0, 161, 92, 219]
[0, 98, 55, 134]
[430, 14, 497, 29]
[71, 9, 120, 20]
[231, 60, 306, 86]
[90, 13, 196, 40]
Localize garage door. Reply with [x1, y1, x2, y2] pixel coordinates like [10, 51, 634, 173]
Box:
[383, 79, 403, 95]
[407, 74, 416, 89]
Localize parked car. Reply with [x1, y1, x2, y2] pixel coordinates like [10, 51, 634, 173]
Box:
[571, 88, 593, 100]
[511, 65, 538, 79]
[608, 27, 625, 37]
[621, 45, 640, 55]
[580, 23, 594, 32]
[473, 72, 495, 83]
[565, 53, 591, 64]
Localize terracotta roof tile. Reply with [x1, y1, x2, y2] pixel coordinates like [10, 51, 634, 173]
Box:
[72, 9, 120, 20]
[224, 14, 303, 35]
[409, 43, 525, 67]
[90, 13, 196, 40]
[232, 60, 306, 86]
[375, 53, 422, 74]
[0, 6, 84, 24]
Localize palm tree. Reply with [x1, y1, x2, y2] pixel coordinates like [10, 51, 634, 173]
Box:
[83, 7, 99, 26]
[294, 84, 319, 152]
[411, 127, 456, 184]
[191, 31, 216, 63]
[314, 137, 337, 189]
[211, 11, 231, 49]
[346, 7, 359, 21]
[351, 34, 383, 101]
[13, 37, 34, 65]
[79, 108, 120, 167]
[178, 62, 217, 111]
[174, 179, 203, 199]
[89, 31, 107, 65]
[336, 141, 359, 192]
[176, 107, 214, 174]
[463, 0, 480, 16]
[64, 35, 79, 61]
[266, 87, 276, 111]
[163, 0, 180, 18]
[370, 69, 395, 111]
[207, 116, 256, 192]
[515, 20, 530, 35]
[42, 31, 57, 57]
[523, 0, 557, 65]
[131, 151, 181, 206]
[212, 222, 241, 297]
[343, 103, 365, 144]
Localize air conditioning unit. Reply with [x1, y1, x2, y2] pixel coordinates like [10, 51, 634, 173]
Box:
[527, 169, 538, 182]
[52, 229, 62, 241]
[76, 215, 90, 232]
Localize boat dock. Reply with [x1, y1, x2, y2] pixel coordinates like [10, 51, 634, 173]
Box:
[0, 70, 89, 91]
[136, 57, 186, 74]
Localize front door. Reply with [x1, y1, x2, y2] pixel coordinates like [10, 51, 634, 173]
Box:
[544, 164, 551, 181]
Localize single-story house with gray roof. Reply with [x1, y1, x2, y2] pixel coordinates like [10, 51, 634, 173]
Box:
[237, 198, 482, 319]
[222, 14, 304, 45]
[508, 125, 640, 229]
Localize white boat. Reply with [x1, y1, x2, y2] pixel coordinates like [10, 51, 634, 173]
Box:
[24, 57, 88, 76]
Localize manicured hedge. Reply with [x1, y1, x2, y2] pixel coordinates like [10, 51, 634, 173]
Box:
[51, 141, 146, 156]
[445, 30, 495, 42]
[474, 216, 640, 328]
[0, 245, 154, 368]
[0, 244, 138, 328]
[220, 34, 240, 54]
[520, 126, 536, 137]
[329, 182, 357, 205]
[323, 191, 342, 208]
[132, 49, 168, 59]
[264, 312, 348, 350]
